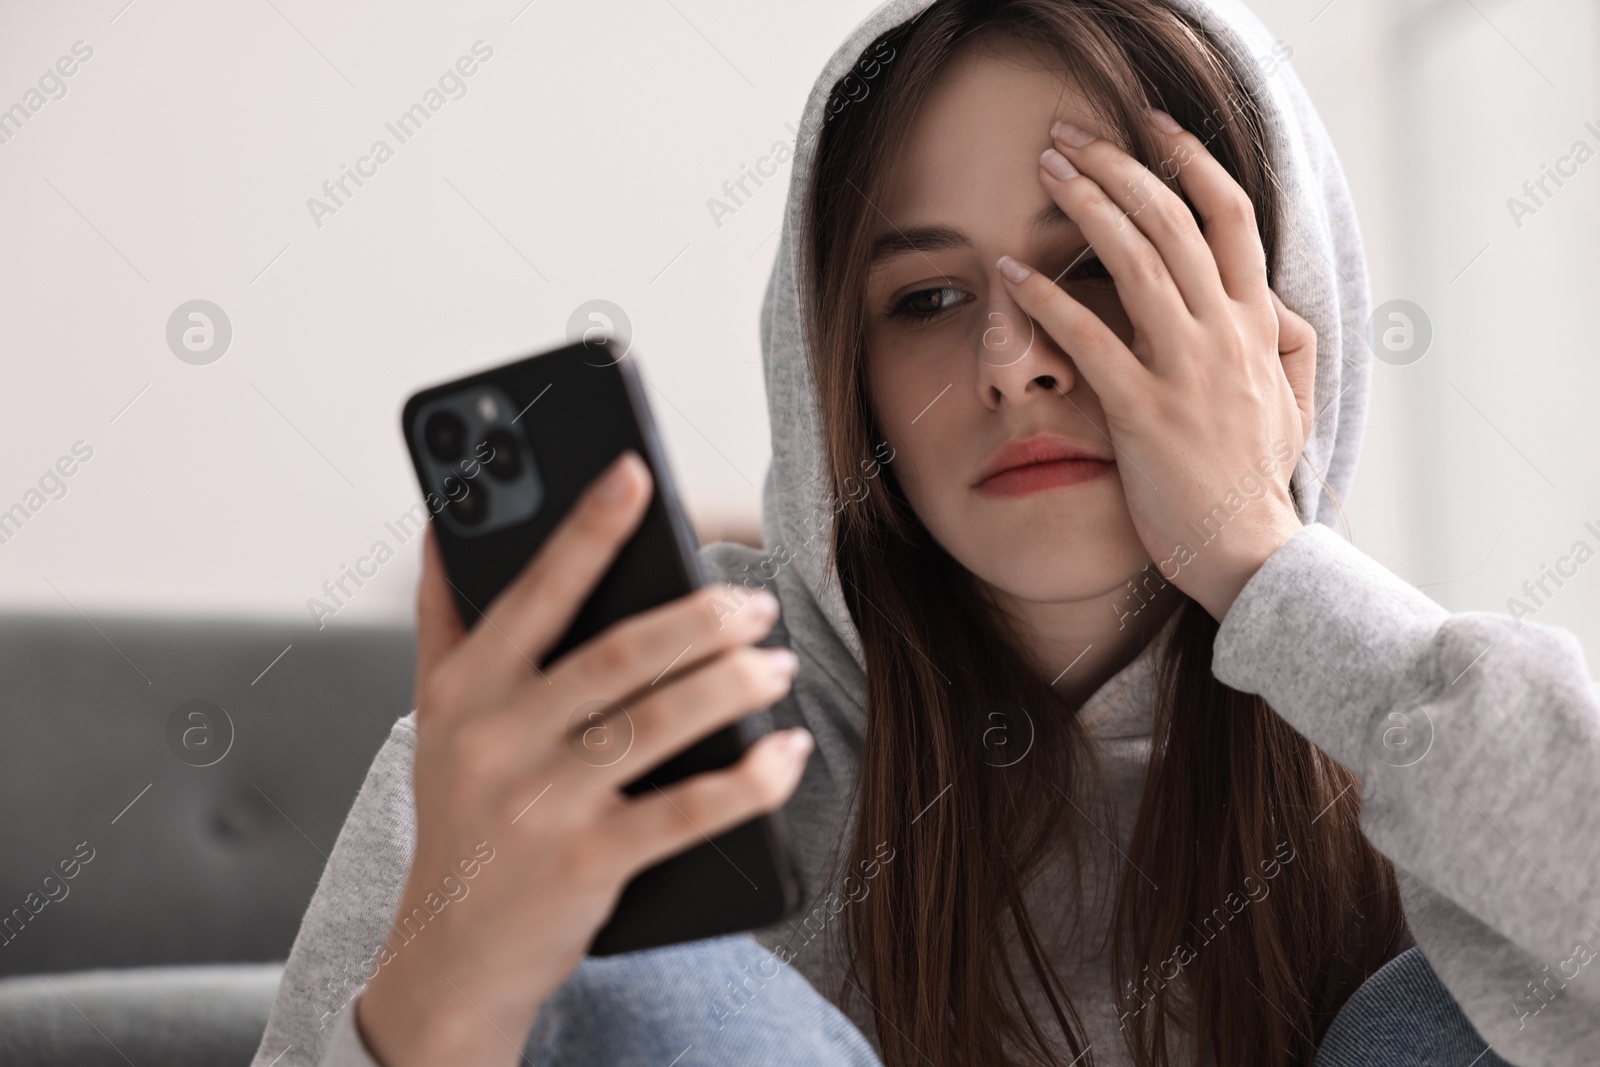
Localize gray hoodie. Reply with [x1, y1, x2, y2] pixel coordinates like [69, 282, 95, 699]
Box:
[252, 0, 1600, 1064]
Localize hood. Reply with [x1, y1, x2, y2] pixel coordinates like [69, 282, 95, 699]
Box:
[756, 0, 1372, 672]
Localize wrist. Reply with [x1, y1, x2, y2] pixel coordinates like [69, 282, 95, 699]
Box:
[357, 952, 538, 1067]
[1190, 512, 1303, 622]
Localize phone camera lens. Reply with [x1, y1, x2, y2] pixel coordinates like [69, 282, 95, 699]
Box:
[424, 411, 467, 462]
[481, 429, 523, 482]
[447, 484, 488, 526]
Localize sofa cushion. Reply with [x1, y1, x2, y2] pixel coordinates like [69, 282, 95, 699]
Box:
[0, 614, 412, 976]
[0, 963, 282, 1067]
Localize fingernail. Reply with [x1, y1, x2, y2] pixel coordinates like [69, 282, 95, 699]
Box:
[1051, 119, 1094, 147]
[748, 590, 779, 623]
[1040, 147, 1078, 181]
[598, 452, 641, 504]
[1150, 109, 1182, 134]
[996, 255, 1031, 284]
[764, 647, 800, 678]
[775, 727, 813, 763]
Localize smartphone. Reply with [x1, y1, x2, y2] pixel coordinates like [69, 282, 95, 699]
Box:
[400, 339, 805, 955]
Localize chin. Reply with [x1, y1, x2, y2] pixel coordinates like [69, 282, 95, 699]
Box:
[936, 516, 1154, 606]
[985, 546, 1154, 605]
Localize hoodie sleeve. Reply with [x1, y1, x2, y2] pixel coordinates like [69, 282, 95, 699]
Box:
[249, 714, 418, 1067]
[1211, 521, 1600, 1066]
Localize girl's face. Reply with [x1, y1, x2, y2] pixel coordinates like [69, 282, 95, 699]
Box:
[865, 44, 1151, 608]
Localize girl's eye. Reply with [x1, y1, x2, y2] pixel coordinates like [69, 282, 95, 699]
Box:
[1065, 253, 1114, 285]
[889, 286, 968, 324]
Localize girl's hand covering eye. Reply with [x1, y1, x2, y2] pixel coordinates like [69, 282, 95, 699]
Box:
[995, 109, 1315, 622]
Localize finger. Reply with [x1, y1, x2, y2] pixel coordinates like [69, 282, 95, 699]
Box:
[611, 727, 813, 876]
[1271, 288, 1317, 357]
[537, 581, 782, 735]
[1033, 131, 1191, 356]
[414, 525, 468, 708]
[459, 451, 653, 681]
[1271, 289, 1317, 448]
[1145, 109, 1269, 305]
[995, 254, 1150, 411]
[1045, 122, 1228, 321]
[568, 645, 798, 794]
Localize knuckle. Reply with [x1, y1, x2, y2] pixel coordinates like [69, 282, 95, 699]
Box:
[739, 755, 788, 810]
[1120, 173, 1157, 210]
[632, 649, 780, 740]
[1083, 141, 1120, 170]
[692, 584, 725, 618]
[1219, 188, 1256, 228]
[1156, 195, 1195, 235]
[698, 584, 752, 636]
[728, 648, 784, 701]
[420, 662, 469, 714]
[1225, 323, 1255, 362]
[624, 691, 669, 741]
[688, 587, 732, 639]
[1080, 182, 1116, 218]
[673, 779, 731, 831]
[590, 628, 642, 677]
[556, 830, 619, 889]
[1129, 244, 1166, 284]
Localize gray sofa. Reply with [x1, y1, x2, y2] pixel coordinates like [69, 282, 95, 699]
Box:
[0, 612, 415, 1065]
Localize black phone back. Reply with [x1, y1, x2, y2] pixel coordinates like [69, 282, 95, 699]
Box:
[400, 340, 804, 955]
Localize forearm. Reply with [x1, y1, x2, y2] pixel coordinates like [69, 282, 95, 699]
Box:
[249, 716, 420, 1067]
[1210, 522, 1600, 1058]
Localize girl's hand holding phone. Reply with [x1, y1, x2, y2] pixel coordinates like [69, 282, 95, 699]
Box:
[997, 110, 1319, 624]
[356, 451, 814, 1067]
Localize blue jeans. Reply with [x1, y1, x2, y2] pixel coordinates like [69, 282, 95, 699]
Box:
[524, 935, 881, 1066]
[1312, 946, 1512, 1067]
[524, 937, 1511, 1067]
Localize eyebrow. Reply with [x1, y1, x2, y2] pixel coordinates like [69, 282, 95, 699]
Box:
[866, 203, 1079, 266]
[867, 225, 965, 266]
[1029, 201, 1074, 234]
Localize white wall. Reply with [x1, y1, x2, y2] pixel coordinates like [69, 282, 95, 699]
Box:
[3, 0, 1595, 665]
[0, 0, 875, 624]
[1399, 0, 1600, 658]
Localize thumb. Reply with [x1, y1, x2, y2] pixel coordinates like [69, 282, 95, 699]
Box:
[1270, 289, 1317, 450]
[415, 525, 466, 705]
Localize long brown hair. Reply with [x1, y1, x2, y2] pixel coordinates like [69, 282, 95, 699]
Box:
[800, 2, 1406, 1064]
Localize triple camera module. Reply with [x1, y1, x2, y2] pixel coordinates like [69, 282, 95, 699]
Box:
[413, 384, 544, 537]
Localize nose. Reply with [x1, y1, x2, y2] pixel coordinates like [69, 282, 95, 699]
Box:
[974, 290, 1078, 408]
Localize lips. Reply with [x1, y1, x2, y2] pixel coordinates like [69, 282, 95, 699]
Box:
[973, 433, 1114, 497]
